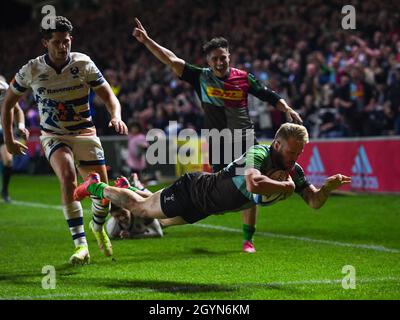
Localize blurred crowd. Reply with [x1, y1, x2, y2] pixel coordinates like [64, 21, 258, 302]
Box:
[1, 0, 400, 138]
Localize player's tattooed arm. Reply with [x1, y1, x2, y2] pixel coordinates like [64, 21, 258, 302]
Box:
[300, 174, 351, 209]
[132, 18, 185, 77]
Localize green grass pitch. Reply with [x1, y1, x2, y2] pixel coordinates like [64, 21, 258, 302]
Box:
[0, 175, 399, 300]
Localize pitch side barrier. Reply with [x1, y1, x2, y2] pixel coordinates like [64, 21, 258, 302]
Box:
[295, 136, 400, 194]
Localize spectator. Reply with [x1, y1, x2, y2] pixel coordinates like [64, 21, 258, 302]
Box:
[126, 121, 149, 178]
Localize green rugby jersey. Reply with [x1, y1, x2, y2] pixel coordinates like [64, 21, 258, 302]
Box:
[180, 63, 282, 139]
[188, 144, 311, 216]
[225, 144, 310, 207]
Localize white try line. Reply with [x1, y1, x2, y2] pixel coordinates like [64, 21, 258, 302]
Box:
[1, 276, 399, 300]
[10, 200, 400, 254]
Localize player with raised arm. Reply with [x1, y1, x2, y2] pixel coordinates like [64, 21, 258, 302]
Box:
[1, 17, 128, 265]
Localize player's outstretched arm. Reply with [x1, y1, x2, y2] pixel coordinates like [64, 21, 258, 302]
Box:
[1, 89, 28, 155]
[94, 83, 128, 135]
[300, 174, 351, 209]
[132, 18, 185, 77]
[245, 168, 295, 196]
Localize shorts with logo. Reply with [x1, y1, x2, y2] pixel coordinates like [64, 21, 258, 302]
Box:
[40, 135, 106, 166]
[160, 172, 209, 224]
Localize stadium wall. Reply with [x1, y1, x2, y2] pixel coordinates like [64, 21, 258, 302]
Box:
[295, 137, 400, 194]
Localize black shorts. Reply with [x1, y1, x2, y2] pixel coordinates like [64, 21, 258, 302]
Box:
[160, 170, 251, 224]
[160, 172, 209, 224]
[209, 137, 258, 173]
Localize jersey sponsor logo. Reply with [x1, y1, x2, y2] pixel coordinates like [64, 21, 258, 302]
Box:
[36, 84, 84, 95]
[206, 86, 244, 100]
[351, 145, 378, 190]
[306, 146, 327, 186]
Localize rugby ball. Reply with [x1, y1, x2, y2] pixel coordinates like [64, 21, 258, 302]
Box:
[257, 169, 290, 205]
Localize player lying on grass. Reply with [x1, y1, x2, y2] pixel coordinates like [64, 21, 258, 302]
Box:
[106, 174, 165, 239]
[107, 203, 164, 239]
[74, 123, 351, 231]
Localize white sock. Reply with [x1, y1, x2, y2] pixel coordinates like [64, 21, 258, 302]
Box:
[63, 201, 87, 247]
[91, 196, 110, 232]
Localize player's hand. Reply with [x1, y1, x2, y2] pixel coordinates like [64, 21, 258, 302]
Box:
[18, 127, 30, 140]
[323, 174, 351, 193]
[108, 118, 128, 135]
[133, 18, 149, 43]
[6, 140, 28, 155]
[285, 108, 303, 124]
[283, 174, 295, 197]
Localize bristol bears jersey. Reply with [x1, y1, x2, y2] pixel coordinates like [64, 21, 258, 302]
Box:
[10, 52, 106, 136]
[0, 80, 9, 130]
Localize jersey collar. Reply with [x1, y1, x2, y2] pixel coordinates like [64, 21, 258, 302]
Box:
[44, 54, 71, 74]
[215, 67, 231, 81]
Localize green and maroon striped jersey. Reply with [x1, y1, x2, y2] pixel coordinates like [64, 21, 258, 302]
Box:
[180, 63, 282, 138]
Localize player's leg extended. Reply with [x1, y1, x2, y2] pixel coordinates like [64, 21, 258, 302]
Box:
[104, 188, 168, 220]
[158, 216, 188, 228]
[242, 203, 257, 253]
[113, 176, 186, 229]
[78, 164, 113, 257]
[76, 177, 168, 219]
[1, 144, 13, 202]
[49, 147, 89, 265]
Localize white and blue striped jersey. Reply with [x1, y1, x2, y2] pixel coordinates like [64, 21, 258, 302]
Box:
[10, 52, 106, 136]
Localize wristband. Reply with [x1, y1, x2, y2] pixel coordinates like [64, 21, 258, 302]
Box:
[18, 122, 25, 130]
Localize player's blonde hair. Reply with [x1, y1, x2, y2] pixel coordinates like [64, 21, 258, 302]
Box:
[274, 123, 309, 144]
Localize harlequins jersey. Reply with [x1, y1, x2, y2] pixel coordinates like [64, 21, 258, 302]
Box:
[180, 63, 282, 139]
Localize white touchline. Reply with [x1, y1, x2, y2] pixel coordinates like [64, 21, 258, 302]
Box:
[1, 277, 399, 300]
[11, 200, 400, 254]
[193, 224, 400, 253]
